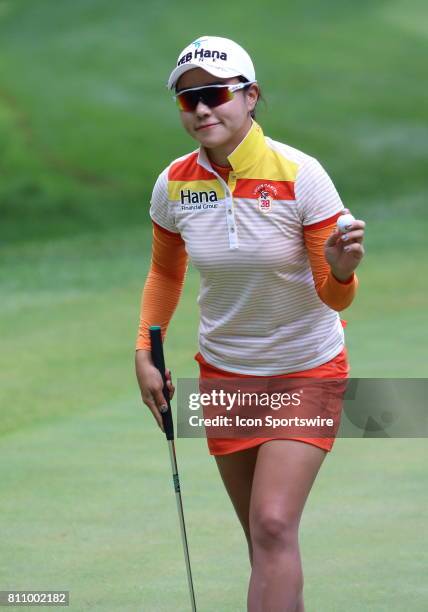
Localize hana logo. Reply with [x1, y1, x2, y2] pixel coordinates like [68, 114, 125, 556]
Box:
[178, 39, 227, 66]
[254, 184, 278, 214]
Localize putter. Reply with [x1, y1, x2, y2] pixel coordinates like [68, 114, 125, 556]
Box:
[149, 325, 197, 612]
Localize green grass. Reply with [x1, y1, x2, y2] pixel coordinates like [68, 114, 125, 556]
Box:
[1, 0, 427, 240]
[1, 0, 427, 610]
[1, 417, 427, 610]
[1, 223, 426, 611]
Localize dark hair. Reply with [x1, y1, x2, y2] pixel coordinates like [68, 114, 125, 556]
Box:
[238, 75, 266, 120]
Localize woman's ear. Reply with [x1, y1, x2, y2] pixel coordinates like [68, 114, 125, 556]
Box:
[247, 84, 260, 113]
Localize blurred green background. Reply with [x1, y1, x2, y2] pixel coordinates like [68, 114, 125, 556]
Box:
[1, 0, 427, 610]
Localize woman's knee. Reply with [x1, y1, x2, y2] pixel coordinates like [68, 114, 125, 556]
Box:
[250, 507, 299, 552]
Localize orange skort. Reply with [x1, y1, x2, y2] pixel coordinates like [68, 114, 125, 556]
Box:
[194, 346, 350, 456]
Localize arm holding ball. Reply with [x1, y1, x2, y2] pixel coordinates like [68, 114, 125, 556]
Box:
[325, 208, 366, 282]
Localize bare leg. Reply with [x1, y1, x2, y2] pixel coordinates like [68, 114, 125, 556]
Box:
[214, 445, 259, 565]
[247, 440, 327, 612]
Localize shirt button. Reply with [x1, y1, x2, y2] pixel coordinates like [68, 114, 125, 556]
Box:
[230, 226, 235, 233]
[228, 209, 232, 215]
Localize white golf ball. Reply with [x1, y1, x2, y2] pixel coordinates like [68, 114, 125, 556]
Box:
[337, 213, 355, 233]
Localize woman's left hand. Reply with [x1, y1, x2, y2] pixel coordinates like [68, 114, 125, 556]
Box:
[324, 208, 366, 281]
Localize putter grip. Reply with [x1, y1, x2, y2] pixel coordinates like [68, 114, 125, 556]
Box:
[149, 326, 174, 441]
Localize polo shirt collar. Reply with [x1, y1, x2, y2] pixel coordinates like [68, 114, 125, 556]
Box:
[197, 120, 268, 176]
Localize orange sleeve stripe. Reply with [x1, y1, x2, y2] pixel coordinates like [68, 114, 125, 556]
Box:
[303, 211, 344, 231]
[152, 219, 183, 239]
[320, 270, 359, 311]
[304, 221, 358, 311]
[135, 223, 188, 350]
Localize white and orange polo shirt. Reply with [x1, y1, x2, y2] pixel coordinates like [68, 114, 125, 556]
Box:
[139, 120, 358, 375]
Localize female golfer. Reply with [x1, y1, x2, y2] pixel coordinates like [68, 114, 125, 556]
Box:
[135, 36, 365, 611]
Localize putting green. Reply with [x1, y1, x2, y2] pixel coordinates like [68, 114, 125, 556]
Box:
[1, 407, 427, 610]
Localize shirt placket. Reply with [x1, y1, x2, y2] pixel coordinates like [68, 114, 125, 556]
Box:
[197, 154, 240, 250]
[210, 169, 239, 250]
[225, 171, 238, 249]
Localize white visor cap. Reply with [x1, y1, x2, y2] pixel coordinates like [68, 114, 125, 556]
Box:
[167, 36, 256, 91]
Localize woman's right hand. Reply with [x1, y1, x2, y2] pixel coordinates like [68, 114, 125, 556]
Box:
[135, 350, 175, 433]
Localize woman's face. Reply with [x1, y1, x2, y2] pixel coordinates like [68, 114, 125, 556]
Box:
[176, 67, 259, 152]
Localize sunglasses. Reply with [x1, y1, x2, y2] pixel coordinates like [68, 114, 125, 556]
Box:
[174, 81, 256, 112]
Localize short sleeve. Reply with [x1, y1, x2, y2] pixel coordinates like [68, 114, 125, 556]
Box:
[149, 166, 179, 234]
[295, 157, 345, 228]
